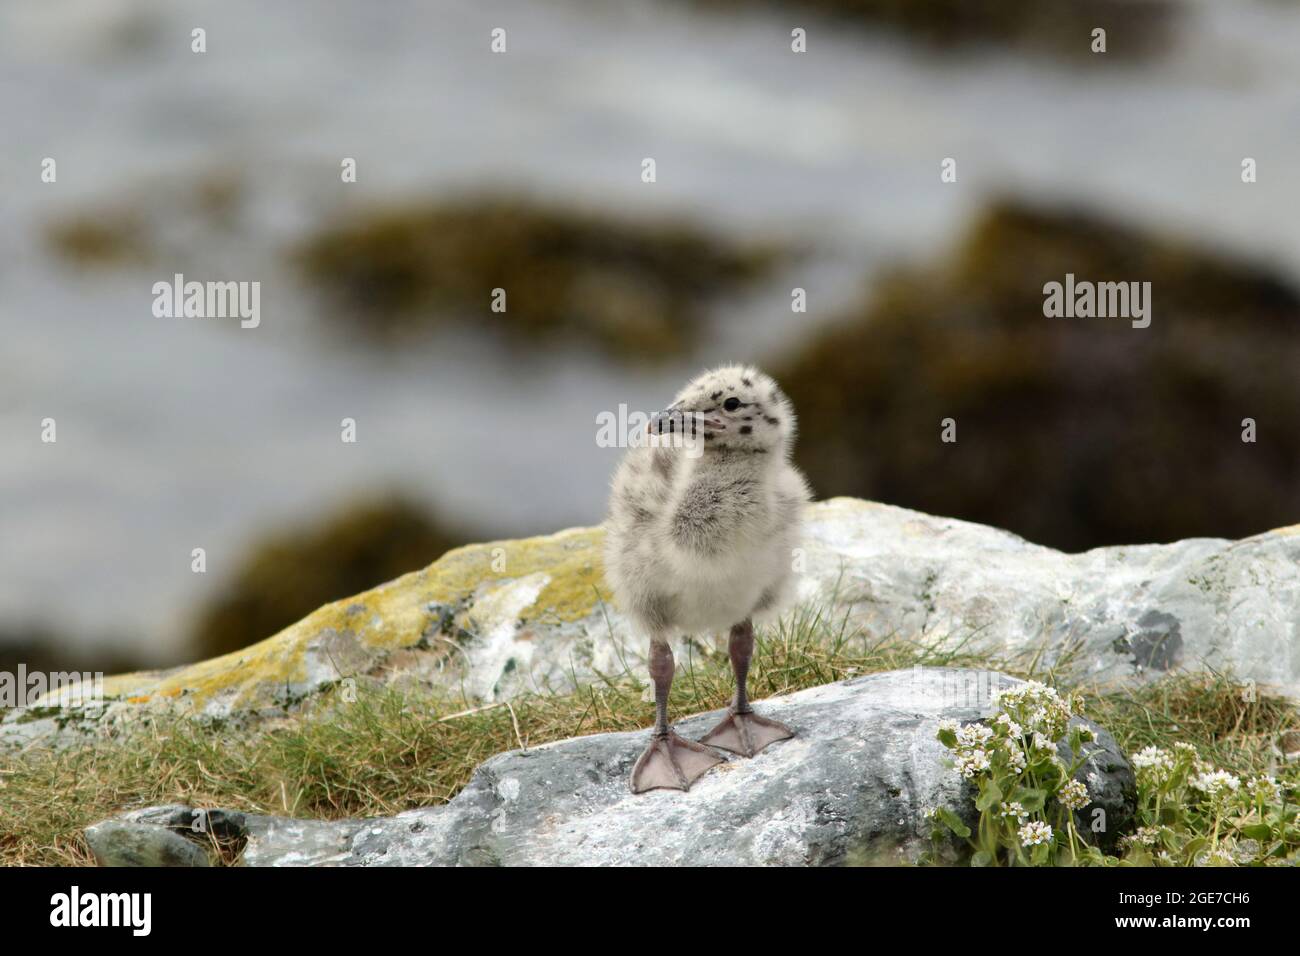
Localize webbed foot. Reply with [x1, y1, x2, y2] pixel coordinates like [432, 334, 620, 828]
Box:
[699, 708, 794, 757]
[630, 730, 725, 793]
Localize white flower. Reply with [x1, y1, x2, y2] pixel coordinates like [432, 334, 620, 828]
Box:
[956, 723, 995, 748]
[1131, 746, 1172, 770]
[938, 719, 959, 734]
[1246, 776, 1279, 802]
[1132, 745, 1175, 786]
[956, 750, 991, 778]
[995, 713, 1023, 738]
[1136, 826, 1161, 846]
[996, 681, 1071, 739]
[1190, 769, 1241, 799]
[1058, 779, 1089, 811]
[1003, 741, 1027, 773]
[1018, 821, 1053, 847]
[1000, 801, 1029, 824]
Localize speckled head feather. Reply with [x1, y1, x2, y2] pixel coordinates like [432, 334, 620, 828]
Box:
[667, 364, 797, 455]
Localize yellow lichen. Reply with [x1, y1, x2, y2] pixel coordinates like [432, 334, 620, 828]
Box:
[419, 526, 606, 626]
[93, 525, 609, 711]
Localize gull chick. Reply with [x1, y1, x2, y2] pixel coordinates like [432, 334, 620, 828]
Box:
[605, 365, 812, 793]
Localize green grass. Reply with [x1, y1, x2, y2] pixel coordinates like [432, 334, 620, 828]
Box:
[1, 606, 1296, 866]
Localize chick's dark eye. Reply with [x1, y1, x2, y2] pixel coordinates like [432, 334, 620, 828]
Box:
[723, 397, 742, 412]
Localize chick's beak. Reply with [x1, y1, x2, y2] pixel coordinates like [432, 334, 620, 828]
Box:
[646, 409, 725, 435]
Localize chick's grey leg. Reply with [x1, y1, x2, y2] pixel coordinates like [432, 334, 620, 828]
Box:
[630, 638, 724, 794]
[700, 619, 794, 757]
[730, 618, 755, 713]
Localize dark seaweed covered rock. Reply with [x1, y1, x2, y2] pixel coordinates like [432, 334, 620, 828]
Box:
[43, 172, 247, 270]
[0, 626, 150, 676]
[190, 496, 466, 660]
[292, 197, 777, 359]
[44, 213, 151, 268]
[692, 0, 1179, 59]
[779, 202, 1300, 551]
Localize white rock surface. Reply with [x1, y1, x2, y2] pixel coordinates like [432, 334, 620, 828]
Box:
[800, 500, 1300, 694]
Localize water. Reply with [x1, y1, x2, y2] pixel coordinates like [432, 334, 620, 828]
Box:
[2, 0, 1298, 661]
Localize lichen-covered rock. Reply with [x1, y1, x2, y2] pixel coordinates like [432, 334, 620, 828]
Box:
[84, 668, 1135, 866]
[189, 495, 466, 661]
[6, 498, 1299, 749]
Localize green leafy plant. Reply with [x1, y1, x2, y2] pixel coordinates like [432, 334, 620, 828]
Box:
[932, 680, 1300, 866]
[1120, 744, 1293, 866]
[931, 681, 1098, 865]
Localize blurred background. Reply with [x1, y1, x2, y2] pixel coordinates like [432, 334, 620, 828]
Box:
[2, 0, 1298, 674]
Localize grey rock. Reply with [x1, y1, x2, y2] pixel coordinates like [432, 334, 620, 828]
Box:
[87, 668, 1135, 866]
[241, 815, 363, 867]
[798, 500, 1300, 697]
[85, 820, 213, 867]
[1055, 717, 1135, 854]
